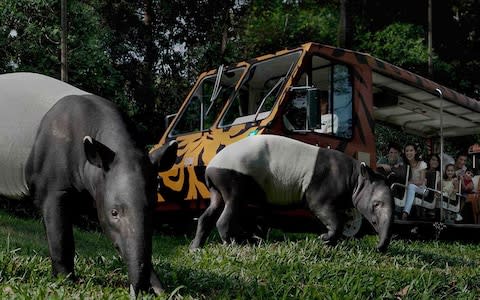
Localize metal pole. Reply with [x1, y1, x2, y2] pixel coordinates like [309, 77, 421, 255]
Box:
[428, 0, 433, 77]
[61, 0, 68, 82]
[436, 88, 444, 221]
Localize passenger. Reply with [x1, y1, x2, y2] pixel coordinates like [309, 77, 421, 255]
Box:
[426, 153, 441, 173]
[454, 153, 473, 194]
[425, 153, 441, 190]
[419, 153, 442, 219]
[454, 153, 467, 176]
[438, 164, 463, 222]
[376, 142, 404, 175]
[401, 143, 427, 220]
[438, 164, 459, 201]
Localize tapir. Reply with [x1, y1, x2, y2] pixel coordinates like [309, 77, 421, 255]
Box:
[0, 72, 177, 295]
[190, 134, 394, 252]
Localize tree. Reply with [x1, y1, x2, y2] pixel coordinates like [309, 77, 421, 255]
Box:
[0, 0, 125, 105]
[2, 0, 479, 147]
[338, 0, 353, 48]
[238, 0, 338, 57]
[1, 0, 62, 76]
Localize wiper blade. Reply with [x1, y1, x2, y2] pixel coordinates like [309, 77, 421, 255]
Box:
[205, 64, 224, 117]
[254, 61, 295, 121]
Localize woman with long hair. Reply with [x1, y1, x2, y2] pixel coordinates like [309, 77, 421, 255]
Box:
[402, 143, 427, 220]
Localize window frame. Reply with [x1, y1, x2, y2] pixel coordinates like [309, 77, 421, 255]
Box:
[218, 50, 303, 128]
[283, 54, 354, 139]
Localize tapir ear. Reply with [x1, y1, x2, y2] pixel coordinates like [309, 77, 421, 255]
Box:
[83, 136, 116, 171]
[360, 162, 372, 180]
[149, 140, 178, 172]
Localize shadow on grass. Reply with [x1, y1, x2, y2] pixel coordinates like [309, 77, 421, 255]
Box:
[156, 259, 265, 298]
[389, 242, 479, 268]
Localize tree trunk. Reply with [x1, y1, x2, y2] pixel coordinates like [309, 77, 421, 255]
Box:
[143, 0, 155, 93]
[220, 2, 232, 61]
[61, 0, 68, 82]
[141, 0, 157, 142]
[337, 0, 353, 49]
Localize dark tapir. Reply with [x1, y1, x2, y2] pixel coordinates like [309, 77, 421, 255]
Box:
[0, 72, 177, 294]
[190, 134, 394, 252]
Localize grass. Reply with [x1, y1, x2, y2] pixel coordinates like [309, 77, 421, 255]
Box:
[0, 209, 479, 299]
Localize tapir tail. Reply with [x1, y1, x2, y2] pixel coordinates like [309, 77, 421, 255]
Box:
[204, 169, 214, 190]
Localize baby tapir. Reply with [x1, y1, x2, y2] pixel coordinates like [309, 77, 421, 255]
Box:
[190, 134, 394, 252]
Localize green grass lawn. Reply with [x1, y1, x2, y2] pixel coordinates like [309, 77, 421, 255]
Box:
[0, 209, 479, 299]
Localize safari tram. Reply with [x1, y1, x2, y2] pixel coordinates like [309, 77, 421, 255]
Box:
[150, 42, 480, 239]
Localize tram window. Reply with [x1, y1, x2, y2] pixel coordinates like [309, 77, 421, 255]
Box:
[331, 64, 353, 138]
[283, 56, 353, 138]
[171, 95, 202, 135]
[221, 51, 302, 127]
[171, 67, 245, 136]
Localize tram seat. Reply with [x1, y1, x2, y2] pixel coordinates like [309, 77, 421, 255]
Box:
[392, 165, 435, 210]
[391, 165, 462, 214]
[474, 175, 480, 191]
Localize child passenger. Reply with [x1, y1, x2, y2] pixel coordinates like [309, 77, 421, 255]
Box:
[439, 164, 463, 222]
[439, 164, 459, 201]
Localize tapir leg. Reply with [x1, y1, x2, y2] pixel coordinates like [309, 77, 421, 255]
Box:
[194, 167, 266, 247]
[40, 191, 75, 278]
[190, 187, 224, 249]
[307, 197, 343, 245]
[216, 198, 241, 244]
[214, 176, 243, 244]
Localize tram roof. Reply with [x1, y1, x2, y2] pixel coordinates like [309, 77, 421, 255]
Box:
[304, 42, 480, 138]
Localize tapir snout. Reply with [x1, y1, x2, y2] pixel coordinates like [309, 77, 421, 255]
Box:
[86, 138, 178, 295]
[354, 164, 394, 252]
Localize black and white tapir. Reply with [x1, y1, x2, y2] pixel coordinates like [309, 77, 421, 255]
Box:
[0, 73, 178, 295]
[190, 134, 394, 252]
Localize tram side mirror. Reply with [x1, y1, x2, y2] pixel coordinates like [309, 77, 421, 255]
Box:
[307, 88, 321, 129]
[164, 113, 177, 128]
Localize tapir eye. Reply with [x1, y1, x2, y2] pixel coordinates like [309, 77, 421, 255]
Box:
[111, 209, 119, 218]
[373, 201, 382, 209]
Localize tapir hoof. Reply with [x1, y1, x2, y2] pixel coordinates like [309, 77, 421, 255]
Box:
[376, 246, 387, 253]
[189, 240, 202, 251]
[150, 270, 164, 295]
[319, 233, 337, 246]
[376, 243, 389, 253]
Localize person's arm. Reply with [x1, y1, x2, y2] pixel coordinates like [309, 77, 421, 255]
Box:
[377, 163, 392, 172]
[452, 177, 459, 191]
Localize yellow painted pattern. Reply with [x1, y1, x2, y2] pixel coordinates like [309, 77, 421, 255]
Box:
[157, 126, 263, 202]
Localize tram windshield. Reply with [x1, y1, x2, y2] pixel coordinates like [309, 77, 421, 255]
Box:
[171, 66, 246, 136]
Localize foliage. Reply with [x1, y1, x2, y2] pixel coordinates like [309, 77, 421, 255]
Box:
[0, 0, 60, 76]
[239, 0, 338, 56]
[357, 23, 429, 69]
[375, 124, 429, 160]
[0, 209, 480, 299]
[1, 0, 479, 146]
[0, 0, 129, 129]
